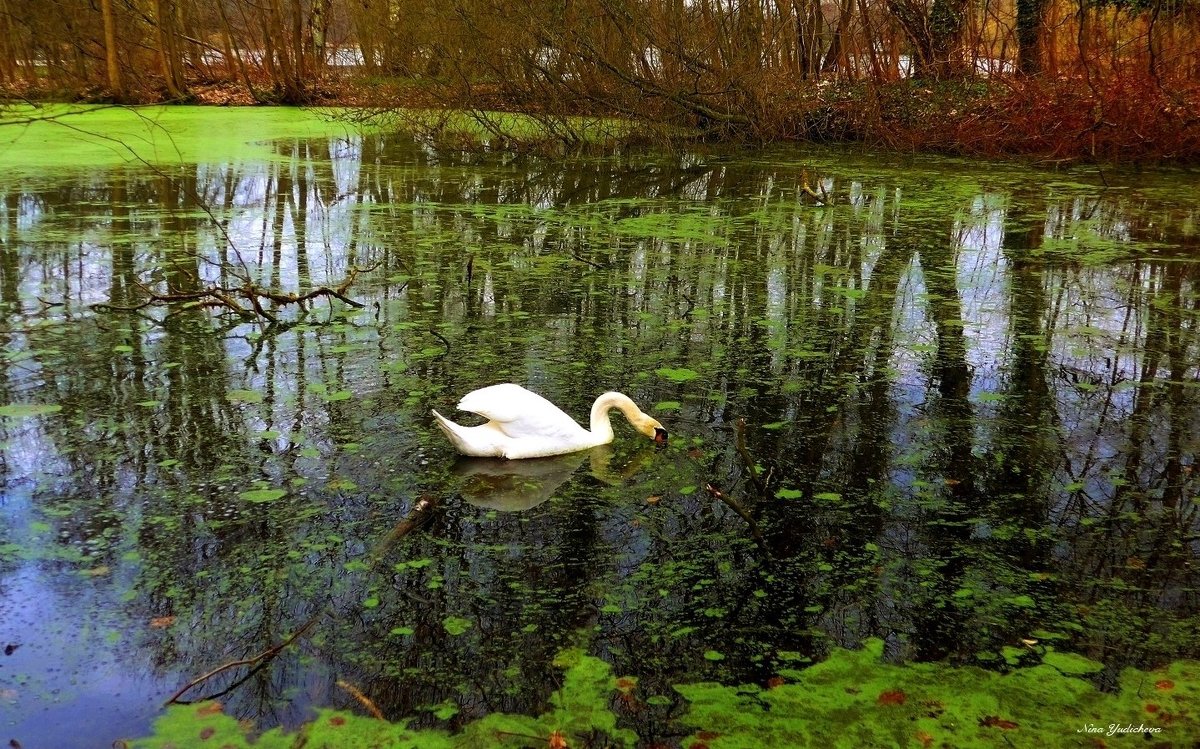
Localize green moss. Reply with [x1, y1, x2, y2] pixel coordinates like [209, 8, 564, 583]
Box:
[676, 640, 1200, 748]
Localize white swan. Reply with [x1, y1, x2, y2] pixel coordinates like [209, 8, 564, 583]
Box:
[432, 383, 667, 459]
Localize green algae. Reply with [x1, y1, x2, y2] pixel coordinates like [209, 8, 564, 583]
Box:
[132, 651, 635, 749]
[130, 642, 1199, 747]
[0, 105, 364, 172]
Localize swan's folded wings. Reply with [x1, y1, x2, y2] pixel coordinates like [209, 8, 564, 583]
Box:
[457, 383, 587, 440]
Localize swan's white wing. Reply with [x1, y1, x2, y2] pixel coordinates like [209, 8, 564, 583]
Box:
[457, 384, 586, 440]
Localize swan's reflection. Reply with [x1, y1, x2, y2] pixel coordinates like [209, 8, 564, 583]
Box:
[455, 444, 656, 512]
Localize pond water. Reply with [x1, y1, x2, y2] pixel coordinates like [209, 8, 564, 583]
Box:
[1, 113, 1199, 746]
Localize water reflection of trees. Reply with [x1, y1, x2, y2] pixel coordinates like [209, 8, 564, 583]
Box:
[0, 140, 1198, 734]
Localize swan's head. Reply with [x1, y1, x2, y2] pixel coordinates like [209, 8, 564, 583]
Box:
[635, 415, 668, 444]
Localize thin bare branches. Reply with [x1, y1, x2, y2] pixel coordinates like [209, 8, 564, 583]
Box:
[165, 614, 322, 705]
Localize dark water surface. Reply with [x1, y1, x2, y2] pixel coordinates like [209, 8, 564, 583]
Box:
[1, 133, 1198, 746]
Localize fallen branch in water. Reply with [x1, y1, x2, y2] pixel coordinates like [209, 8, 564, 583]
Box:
[705, 483, 770, 556]
[166, 494, 441, 708]
[336, 679, 385, 720]
[735, 418, 768, 497]
[368, 494, 442, 563]
[165, 614, 321, 705]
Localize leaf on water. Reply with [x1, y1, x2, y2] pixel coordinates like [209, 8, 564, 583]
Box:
[813, 492, 843, 502]
[655, 367, 700, 383]
[239, 488, 285, 503]
[228, 389, 263, 404]
[443, 616, 472, 635]
[136, 400, 161, 407]
[113, 344, 134, 353]
[0, 403, 62, 418]
[325, 390, 353, 401]
[654, 401, 682, 411]
[703, 650, 725, 661]
[775, 488, 803, 499]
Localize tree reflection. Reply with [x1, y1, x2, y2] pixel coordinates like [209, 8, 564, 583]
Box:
[0, 140, 1198, 744]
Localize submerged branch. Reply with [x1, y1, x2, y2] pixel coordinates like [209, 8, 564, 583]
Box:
[735, 418, 767, 497]
[166, 493, 441, 708]
[165, 615, 322, 705]
[705, 483, 771, 558]
[92, 263, 380, 326]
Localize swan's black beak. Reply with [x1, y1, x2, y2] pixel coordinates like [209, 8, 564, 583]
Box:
[653, 427, 668, 444]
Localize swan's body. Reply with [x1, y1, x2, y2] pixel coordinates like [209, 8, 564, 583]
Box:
[432, 384, 667, 459]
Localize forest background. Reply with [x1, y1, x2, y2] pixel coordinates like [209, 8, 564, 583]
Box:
[1, 0, 1197, 160]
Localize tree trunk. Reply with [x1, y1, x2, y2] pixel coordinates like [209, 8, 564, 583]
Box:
[100, 0, 124, 98]
[927, 0, 968, 78]
[1016, 0, 1048, 74]
[290, 0, 305, 86]
[0, 0, 15, 84]
[152, 0, 186, 98]
[311, 0, 330, 74]
[217, 0, 258, 98]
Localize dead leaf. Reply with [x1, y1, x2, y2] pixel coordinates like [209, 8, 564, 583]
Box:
[150, 616, 176, 629]
[980, 715, 1019, 729]
[616, 678, 636, 694]
[877, 690, 906, 706]
[1155, 679, 1175, 690]
[84, 565, 110, 577]
[199, 727, 215, 740]
[1145, 703, 1160, 713]
[915, 730, 933, 748]
[195, 702, 222, 716]
[645, 495, 662, 505]
[329, 715, 346, 726]
[548, 730, 568, 749]
[766, 676, 785, 689]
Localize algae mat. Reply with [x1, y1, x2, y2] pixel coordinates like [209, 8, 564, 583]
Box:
[0, 105, 362, 171]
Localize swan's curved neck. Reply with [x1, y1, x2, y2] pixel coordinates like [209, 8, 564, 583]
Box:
[589, 392, 643, 444]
